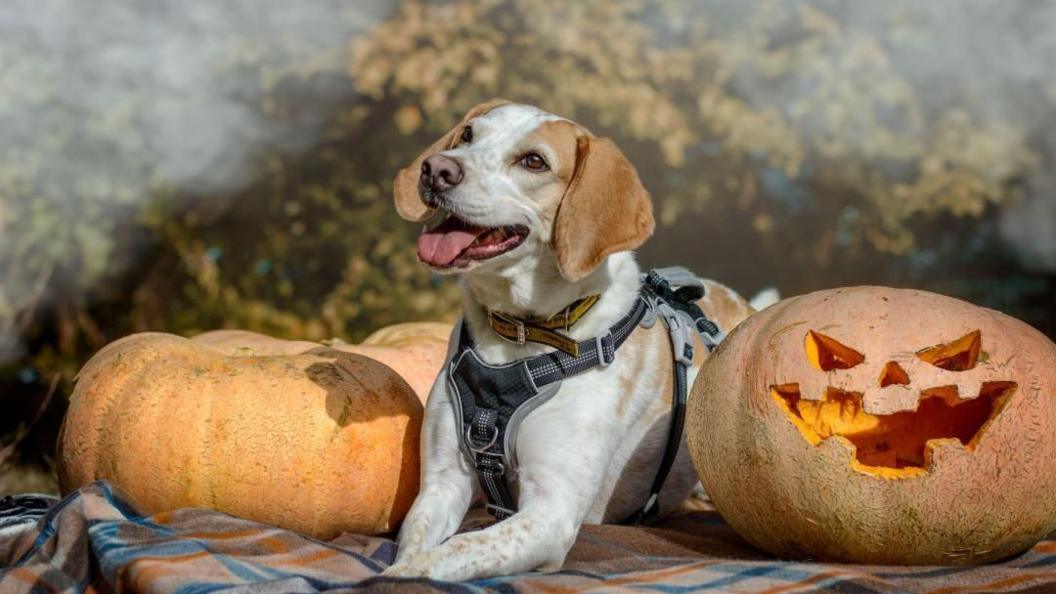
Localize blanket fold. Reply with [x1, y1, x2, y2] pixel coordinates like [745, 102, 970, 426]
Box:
[1, 482, 1054, 593]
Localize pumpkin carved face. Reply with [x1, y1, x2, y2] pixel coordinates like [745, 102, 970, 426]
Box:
[687, 287, 1056, 565]
[771, 328, 1015, 478]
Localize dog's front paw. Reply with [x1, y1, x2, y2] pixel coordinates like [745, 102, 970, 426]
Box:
[382, 549, 478, 582]
[381, 560, 427, 579]
[383, 552, 450, 580]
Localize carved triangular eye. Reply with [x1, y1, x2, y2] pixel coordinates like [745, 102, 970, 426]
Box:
[805, 331, 865, 371]
[917, 330, 982, 371]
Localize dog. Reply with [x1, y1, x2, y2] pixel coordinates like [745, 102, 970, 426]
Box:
[384, 99, 764, 581]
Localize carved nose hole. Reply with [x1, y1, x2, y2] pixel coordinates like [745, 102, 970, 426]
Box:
[879, 361, 911, 387]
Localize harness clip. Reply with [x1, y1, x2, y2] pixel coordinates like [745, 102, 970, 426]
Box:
[638, 295, 659, 329]
[658, 302, 695, 367]
[465, 424, 500, 453]
[594, 334, 613, 367]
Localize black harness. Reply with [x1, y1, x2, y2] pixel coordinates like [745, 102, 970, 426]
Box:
[447, 267, 725, 524]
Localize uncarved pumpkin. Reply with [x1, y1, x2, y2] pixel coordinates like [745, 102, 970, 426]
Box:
[191, 329, 321, 356]
[191, 322, 452, 403]
[688, 286, 1056, 564]
[58, 332, 422, 539]
[360, 321, 453, 346]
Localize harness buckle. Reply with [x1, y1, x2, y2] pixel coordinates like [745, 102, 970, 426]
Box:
[465, 424, 500, 453]
[658, 302, 695, 367]
[637, 295, 658, 329]
[594, 334, 613, 367]
[492, 311, 527, 345]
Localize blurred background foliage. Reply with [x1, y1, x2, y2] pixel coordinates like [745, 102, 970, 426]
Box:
[2, 0, 1054, 492]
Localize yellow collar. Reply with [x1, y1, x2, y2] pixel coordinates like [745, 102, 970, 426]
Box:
[486, 294, 601, 356]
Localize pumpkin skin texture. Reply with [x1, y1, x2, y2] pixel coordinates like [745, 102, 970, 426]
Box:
[337, 325, 450, 403]
[687, 286, 1056, 565]
[191, 329, 322, 356]
[191, 323, 452, 403]
[58, 332, 422, 539]
[360, 321, 453, 346]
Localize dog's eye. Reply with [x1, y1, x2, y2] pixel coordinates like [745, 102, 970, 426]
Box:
[519, 153, 549, 171]
[460, 126, 473, 144]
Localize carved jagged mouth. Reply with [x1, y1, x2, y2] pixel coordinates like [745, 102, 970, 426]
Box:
[771, 382, 1017, 478]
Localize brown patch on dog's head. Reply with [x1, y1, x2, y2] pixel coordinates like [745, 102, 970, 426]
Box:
[550, 134, 655, 281]
[524, 120, 581, 183]
[393, 98, 511, 222]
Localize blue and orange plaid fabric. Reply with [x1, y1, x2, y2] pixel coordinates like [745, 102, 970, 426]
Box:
[2, 482, 1055, 593]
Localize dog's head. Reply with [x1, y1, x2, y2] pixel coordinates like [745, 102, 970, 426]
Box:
[394, 100, 655, 282]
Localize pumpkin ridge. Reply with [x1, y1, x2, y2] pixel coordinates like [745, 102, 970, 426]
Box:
[65, 335, 182, 491]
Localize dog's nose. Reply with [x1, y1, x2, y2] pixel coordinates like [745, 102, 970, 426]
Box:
[421, 154, 463, 192]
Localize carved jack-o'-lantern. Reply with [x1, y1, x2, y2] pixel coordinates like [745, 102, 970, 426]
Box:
[687, 287, 1056, 565]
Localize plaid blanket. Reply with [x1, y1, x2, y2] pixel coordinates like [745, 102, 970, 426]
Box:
[2, 482, 1054, 593]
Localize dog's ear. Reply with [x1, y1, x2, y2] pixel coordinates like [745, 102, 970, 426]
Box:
[393, 98, 512, 221]
[551, 135, 655, 281]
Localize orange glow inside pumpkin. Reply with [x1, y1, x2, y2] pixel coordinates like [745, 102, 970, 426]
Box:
[879, 361, 911, 387]
[916, 330, 982, 371]
[805, 331, 865, 371]
[771, 382, 1015, 478]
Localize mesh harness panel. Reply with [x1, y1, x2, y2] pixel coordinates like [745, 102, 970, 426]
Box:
[448, 267, 725, 523]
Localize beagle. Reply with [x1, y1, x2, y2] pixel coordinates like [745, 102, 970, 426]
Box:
[383, 100, 759, 581]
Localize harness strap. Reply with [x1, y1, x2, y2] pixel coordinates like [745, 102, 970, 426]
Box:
[470, 409, 516, 520]
[642, 269, 724, 351]
[620, 270, 713, 525]
[620, 347, 689, 524]
[464, 297, 647, 389]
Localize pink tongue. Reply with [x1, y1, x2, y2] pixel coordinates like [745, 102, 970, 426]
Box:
[418, 222, 485, 266]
